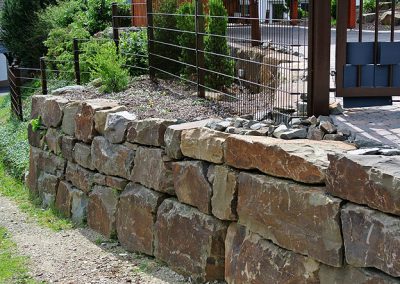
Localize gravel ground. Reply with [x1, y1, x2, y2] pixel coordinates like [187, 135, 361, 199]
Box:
[0, 194, 189, 284]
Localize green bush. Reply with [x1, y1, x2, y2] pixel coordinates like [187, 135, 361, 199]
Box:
[363, 0, 376, 13]
[153, 0, 181, 75]
[119, 30, 149, 76]
[176, 1, 196, 79]
[331, 0, 337, 19]
[86, 41, 130, 93]
[204, 0, 234, 90]
[0, 0, 47, 66]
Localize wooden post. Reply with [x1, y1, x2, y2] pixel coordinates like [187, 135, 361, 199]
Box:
[290, 0, 299, 26]
[146, 0, 155, 80]
[250, 0, 261, 46]
[347, 0, 356, 29]
[195, 0, 205, 98]
[112, 2, 120, 50]
[73, 38, 81, 85]
[40, 57, 48, 95]
[307, 0, 331, 116]
[131, 1, 135, 27]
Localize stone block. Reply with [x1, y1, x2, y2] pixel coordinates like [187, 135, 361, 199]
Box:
[26, 147, 40, 195]
[225, 223, 321, 284]
[238, 172, 343, 267]
[55, 181, 75, 218]
[104, 111, 136, 144]
[211, 166, 238, 221]
[172, 161, 212, 214]
[62, 101, 80, 136]
[93, 174, 129, 191]
[71, 189, 88, 225]
[73, 142, 94, 170]
[41, 96, 69, 128]
[61, 136, 77, 162]
[131, 147, 174, 195]
[38, 172, 59, 208]
[91, 136, 135, 180]
[126, 118, 177, 147]
[154, 199, 227, 283]
[164, 119, 213, 159]
[28, 123, 44, 148]
[181, 128, 229, 164]
[225, 135, 355, 184]
[75, 99, 120, 143]
[87, 185, 119, 238]
[45, 128, 63, 155]
[93, 105, 127, 135]
[342, 204, 400, 277]
[65, 162, 95, 193]
[327, 154, 400, 216]
[31, 95, 47, 119]
[35, 148, 66, 178]
[319, 265, 400, 284]
[116, 183, 166, 255]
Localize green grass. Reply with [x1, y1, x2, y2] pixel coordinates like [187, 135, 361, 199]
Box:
[0, 226, 39, 283]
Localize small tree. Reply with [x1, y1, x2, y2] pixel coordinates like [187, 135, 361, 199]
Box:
[204, 0, 234, 90]
[176, 1, 196, 79]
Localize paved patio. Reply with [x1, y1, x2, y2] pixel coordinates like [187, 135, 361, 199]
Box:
[331, 97, 400, 148]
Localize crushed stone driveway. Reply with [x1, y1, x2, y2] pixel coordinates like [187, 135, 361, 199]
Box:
[0, 194, 188, 284]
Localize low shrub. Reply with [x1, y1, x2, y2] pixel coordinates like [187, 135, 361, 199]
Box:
[119, 30, 149, 76]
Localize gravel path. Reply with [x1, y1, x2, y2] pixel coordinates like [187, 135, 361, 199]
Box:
[0, 194, 188, 284]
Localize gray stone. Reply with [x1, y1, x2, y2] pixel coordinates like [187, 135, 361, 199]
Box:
[61, 136, 77, 163]
[73, 143, 95, 170]
[127, 118, 177, 147]
[279, 128, 308, 139]
[233, 118, 247, 128]
[62, 101, 80, 136]
[104, 111, 137, 144]
[320, 121, 337, 134]
[318, 115, 334, 124]
[37, 172, 59, 208]
[307, 126, 325, 140]
[272, 124, 288, 138]
[41, 96, 69, 128]
[45, 128, 63, 155]
[94, 106, 128, 135]
[329, 102, 344, 115]
[354, 137, 384, 148]
[347, 148, 380, 155]
[379, 148, 400, 156]
[65, 162, 96, 194]
[51, 85, 85, 96]
[71, 189, 88, 225]
[93, 173, 128, 191]
[31, 95, 47, 119]
[324, 134, 346, 141]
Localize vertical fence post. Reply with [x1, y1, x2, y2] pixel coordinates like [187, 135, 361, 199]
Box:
[146, 0, 155, 81]
[40, 57, 48, 95]
[14, 66, 23, 121]
[112, 2, 120, 50]
[7, 64, 15, 117]
[307, 0, 331, 117]
[250, 0, 261, 46]
[73, 38, 81, 85]
[195, 0, 205, 98]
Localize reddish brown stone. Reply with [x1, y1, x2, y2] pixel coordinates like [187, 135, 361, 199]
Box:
[225, 223, 321, 284]
[45, 128, 63, 155]
[93, 174, 128, 191]
[225, 135, 355, 184]
[154, 199, 227, 282]
[28, 123, 44, 148]
[116, 183, 166, 255]
[75, 99, 120, 143]
[211, 166, 238, 221]
[41, 96, 69, 128]
[65, 162, 95, 193]
[73, 142, 94, 170]
[31, 95, 47, 119]
[131, 147, 174, 195]
[35, 148, 66, 178]
[61, 136, 77, 162]
[93, 105, 127, 135]
[342, 204, 400, 277]
[238, 172, 343, 267]
[87, 185, 119, 238]
[126, 118, 177, 147]
[55, 181, 75, 218]
[172, 161, 212, 214]
[327, 154, 400, 216]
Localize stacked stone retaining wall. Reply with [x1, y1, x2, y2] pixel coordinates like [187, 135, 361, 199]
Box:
[26, 95, 400, 283]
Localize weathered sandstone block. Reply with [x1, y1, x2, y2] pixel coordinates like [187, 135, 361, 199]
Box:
[181, 128, 229, 164]
[327, 154, 400, 216]
[104, 111, 137, 144]
[172, 161, 212, 214]
[41, 96, 69, 127]
[319, 265, 400, 284]
[38, 172, 59, 208]
[45, 128, 63, 155]
[26, 147, 40, 195]
[116, 183, 166, 255]
[31, 95, 47, 119]
[238, 172, 343, 267]
[35, 147, 66, 178]
[225, 135, 355, 184]
[28, 123, 44, 148]
[225, 223, 321, 284]
[127, 118, 177, 147]
[88, 185, 119, 238]
[55, 181, 75, 218]
[93, 174, 128, 191]
[211, 166, 238, 221]
[93, 105, 127, 135]
[75, 99, 120, 143]
[61, 136, 77, 162]
[154, 199, 227, 282]
[131, 147, 174, 195]
[164, 119, 213, 159]
[73, 142, 94, 170]
[91, 136, 135, 179]
[62, 101, 80, 136]
[65, 162, 95, 193]
[342, 204, 400, 277]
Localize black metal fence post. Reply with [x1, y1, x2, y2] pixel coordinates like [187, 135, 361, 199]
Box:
[112, 2, 120, 50]
[195, 0, 205, 98]
[146, 0, 155, 81]
[40, 57, 48, 95]
[73, 38, 81, 85]
[14, 65, 23, 121]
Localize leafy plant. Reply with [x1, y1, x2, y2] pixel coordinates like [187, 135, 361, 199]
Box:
[119, 30, 149, 76]
[363, 0, 376, 13]
[30, 116, 42, 132]
[176, 1, 197, 78]
[86, 0, 129, 34]
[86, 41, 130, 93]
[331, 0, 337, 19]
[204, 0, 234, 90]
